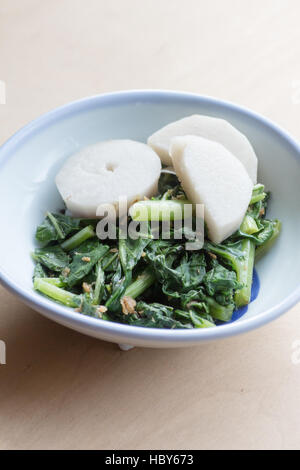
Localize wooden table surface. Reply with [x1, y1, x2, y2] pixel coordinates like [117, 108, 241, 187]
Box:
[0, 0, 300, 450]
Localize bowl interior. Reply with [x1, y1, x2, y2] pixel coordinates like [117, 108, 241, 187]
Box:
[0, 91, 299, 341]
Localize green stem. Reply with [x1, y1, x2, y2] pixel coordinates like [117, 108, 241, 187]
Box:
[61, 225, 95, 251]
[38, 277, 65, 287]
[118, 238, 128, 274]
[204, 297, 235, 322]
[105, 272, 132, 311]
[188, 310, 216, 328]
[34, 278, 80, 307]
[234, 239, 255, 307]
[46, 212, 65, 240]
[205, 239, 256, 308]
[250, 184, 267, 204]
[240, 215, 259, 235]
[129, 199, 192, 222]
[102, 252, 119, 270]
[124, 267, 156, 299]
[92, 262, 105, 305]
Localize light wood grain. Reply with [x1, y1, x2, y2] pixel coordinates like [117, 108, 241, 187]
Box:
[0, 0, 300, 450]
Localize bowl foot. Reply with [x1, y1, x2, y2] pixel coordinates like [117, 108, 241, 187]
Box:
[118, 343, 135, 351]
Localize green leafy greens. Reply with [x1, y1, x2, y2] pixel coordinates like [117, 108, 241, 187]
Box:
[32, 181, 281, 329]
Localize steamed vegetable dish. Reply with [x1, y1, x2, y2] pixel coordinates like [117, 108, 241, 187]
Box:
[32, 115, 281, 329]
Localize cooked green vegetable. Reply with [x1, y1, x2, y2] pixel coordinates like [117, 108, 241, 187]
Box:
[35, 212, 82, 245]
[105, 261, 130, 312]
[61, 225, 95, 251]
[124, 302, 193, 329]
[92, 262, 105, 305]
[204, 239, 255, 307]
[38, 277, 65, 287]
[32, 174, 281, 329]
[250, 184, 267, 205]
[124, 267, 156, 299]
[32, 245, 69, 272]
[234, 240, 256, 307]
[119, 235, 150, 274]
[129, 199, 191, 221]
[240, 215, 259, 235]
[33, 262, 48, 279]
[255, 220, 281, 260]
[34, 278, 81, 307]
[62, 240, 109, 287]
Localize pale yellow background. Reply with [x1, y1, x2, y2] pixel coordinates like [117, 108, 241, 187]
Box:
[0, 0, 300, 450]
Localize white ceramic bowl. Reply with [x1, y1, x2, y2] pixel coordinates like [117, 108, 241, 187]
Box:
[0, 90, 299, 348]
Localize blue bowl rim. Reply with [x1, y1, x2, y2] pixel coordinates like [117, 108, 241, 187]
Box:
[0, 89, 299, 344]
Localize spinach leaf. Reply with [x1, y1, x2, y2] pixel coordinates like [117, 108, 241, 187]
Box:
[204, 239, 255, 308]
[179, 288, 206, 306]
[204, 263, 241, 296]
[247, 192, 270, 219]
[119, 236, 150, 273]
[105, 262, 131, 313]
[175, 288, 235, 322]
[186, 310, 215, 328]
[124, 301, 193, 329]
[255, 220, 281, 259]
[32, 179, 281, 329]
[35, 212, 82, 245]
[234, 219, 278, 246]
[101, 251, 119, 272]
[62, 240, 109, 287]
[33, 262, 48, 279]
[173, 252, 206, 290]
[147, 249, 206, 293]
[80, 297, 100, 318]
[204, 296, 235, 322]
[32, 245, 70, 272]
